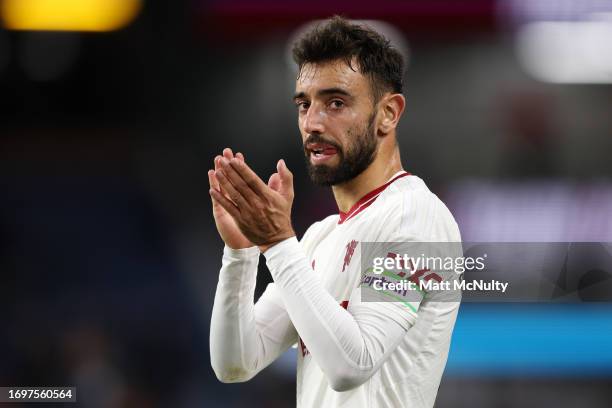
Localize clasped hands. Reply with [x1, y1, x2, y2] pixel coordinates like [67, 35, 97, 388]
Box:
[208, 148, 296, 253]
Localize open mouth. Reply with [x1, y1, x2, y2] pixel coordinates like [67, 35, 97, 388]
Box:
[307, 142, 339, 164]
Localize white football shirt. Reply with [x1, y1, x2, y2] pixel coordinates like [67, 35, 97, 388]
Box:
[210, 171, 462, 408]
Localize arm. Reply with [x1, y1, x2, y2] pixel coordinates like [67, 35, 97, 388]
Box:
[264, 237, 417, 392]
[207, 149, 297, 383]
[210, 156, 417, 390]
[210, 245, 297, 383]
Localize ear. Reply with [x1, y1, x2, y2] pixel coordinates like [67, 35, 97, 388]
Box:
[377, 93, 405, 136]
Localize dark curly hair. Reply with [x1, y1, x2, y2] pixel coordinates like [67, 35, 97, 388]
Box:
[292, 16, 405, 102]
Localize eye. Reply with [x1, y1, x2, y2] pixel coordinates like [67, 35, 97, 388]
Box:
[330, 99, 344, 109]
[296, 101, 310, 112]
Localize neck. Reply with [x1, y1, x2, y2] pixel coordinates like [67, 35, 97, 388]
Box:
[332, 144, 403, 213]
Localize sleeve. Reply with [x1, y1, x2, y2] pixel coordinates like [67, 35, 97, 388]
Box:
[209, 245, 298, 383]
[264, 237, 422, 392]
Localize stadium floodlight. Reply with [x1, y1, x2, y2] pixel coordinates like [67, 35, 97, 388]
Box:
[515, 14, 612, 84]
[1, 0, 143, 32]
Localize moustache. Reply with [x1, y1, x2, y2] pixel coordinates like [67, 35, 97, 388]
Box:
[303, 134, 342, 151]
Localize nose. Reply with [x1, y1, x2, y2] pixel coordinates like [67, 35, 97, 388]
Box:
[302, 104, 325, 135]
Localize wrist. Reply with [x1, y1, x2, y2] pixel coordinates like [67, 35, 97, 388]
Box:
[258, 233, 296, 254]
[223, 244, 260, 260]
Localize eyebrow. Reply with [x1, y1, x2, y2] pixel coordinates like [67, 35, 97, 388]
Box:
[293, 87, 352, 102]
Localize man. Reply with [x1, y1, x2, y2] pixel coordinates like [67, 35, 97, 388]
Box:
[209, 16, 461, 408]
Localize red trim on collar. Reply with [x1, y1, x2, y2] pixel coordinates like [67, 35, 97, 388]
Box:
[337, 172, 411, 224]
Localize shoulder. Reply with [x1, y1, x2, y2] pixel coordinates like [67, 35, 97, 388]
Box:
[380, 175, 461, 242]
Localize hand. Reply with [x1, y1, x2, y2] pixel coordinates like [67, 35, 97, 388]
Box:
[208, 148, 254, 249]
[209, 155, 295, 253]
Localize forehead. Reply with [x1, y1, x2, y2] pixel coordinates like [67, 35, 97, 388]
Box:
[295, 59, 370, 96]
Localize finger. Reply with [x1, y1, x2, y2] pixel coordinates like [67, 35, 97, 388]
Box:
[216, 155, 231, 194]
[209, 188, 240, 219]
[214, 155, 223, 171]
[236, 152, 245, 162]
[277, 159, 294, 198]
[208, 170, 221, 209]
[219, 158, 260, 202]
[208, 169, 219, 191]
[215, 168, 248, 207]
[223, 148, 234, 160]
[227, 157, 269, 197]
[268, 172, 281, 192]
[213, 157, 231, 199]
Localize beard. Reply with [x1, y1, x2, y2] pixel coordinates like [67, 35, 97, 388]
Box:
[304, 112, 378, 186]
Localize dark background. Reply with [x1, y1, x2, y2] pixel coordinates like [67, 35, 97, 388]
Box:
[1, 0, 612, 407]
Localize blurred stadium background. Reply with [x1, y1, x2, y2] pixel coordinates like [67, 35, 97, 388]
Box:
[1, 0, 612, 407]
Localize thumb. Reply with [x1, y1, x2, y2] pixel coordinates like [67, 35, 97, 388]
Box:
[277, 159, 294, 198]
[268, 172, 281, 192]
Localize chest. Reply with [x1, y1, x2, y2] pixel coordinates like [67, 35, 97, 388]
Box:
[308, 218, 382, 300]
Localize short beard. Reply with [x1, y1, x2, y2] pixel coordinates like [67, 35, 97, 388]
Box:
[304, 113, 378, 186]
